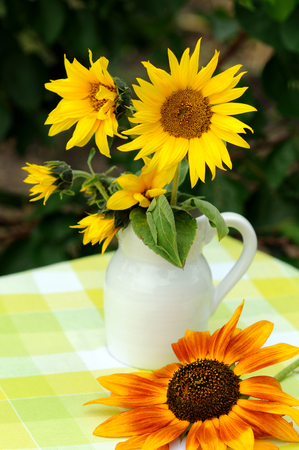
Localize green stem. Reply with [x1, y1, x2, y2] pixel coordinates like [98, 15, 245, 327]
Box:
[72, 170, 110, 202]
[274, 357, 299, 383]
[72, 170, 91, 180]
[170, 162, 181, 206]
[94, 180, 109, 202]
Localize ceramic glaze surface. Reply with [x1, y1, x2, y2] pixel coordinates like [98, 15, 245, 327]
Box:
[104, 213, 257, 370]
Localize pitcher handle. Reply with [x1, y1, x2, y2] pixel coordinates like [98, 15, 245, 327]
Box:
[211, 212, 257, 315]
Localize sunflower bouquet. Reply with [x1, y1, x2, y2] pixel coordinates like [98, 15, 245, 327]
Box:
[23, 39, 256, 267]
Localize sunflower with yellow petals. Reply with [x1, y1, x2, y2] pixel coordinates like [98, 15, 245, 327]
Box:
[107, 157, 175, 210]
[23, 162, 73, 205]
[118, 39, 256, 187]
[45, 50, 127, 157]
[86, 302, 299, 450]
[71, 214, 119, 254]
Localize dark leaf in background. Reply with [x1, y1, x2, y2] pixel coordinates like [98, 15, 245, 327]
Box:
[262, 53, 299, 117]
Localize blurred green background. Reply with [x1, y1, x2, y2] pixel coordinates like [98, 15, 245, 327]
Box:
[1, 0, 299, 275]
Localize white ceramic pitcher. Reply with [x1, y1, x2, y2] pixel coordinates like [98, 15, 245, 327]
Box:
[104, 212, 257, 370]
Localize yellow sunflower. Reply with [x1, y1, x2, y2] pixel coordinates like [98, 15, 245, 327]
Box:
[71, 214, 119, 254]
[118, 39, 256, 187]
[86, 302, 299, 450]
[106, 158, 175, 210]
[23, 163, 59, 204]
[45, 50, 125, 157]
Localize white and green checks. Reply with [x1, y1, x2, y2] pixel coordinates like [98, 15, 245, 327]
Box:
[0, 237, 299, 450]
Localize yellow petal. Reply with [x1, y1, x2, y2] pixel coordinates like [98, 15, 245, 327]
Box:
[48, 118, 78, 136]
[211, 114, 253, 134]
[206, 129, 232, 169]
[134, 193, 151, 208]
[146, 188, 167, 198]
[193, 51, 220, 90]
[211, 103, 257, 115]
[210, 123, 250, 149]
[107, 190, 137, 210]
[66, 116, 98, 149]
[202, 65, 242, 98]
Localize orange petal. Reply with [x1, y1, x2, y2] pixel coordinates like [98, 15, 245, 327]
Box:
[253, 440, 278, 450]
[234, 343, 299, 376]
[116, 434, 150, 450]
[142, 419, 190, 450]
[196, 419, 226, 450]
[93, 404, 176, 437]
[156, 445, 169, 450]
[239, 376, 299, 406]
[237, 399, 299, 426]
[186, 421, 202, 450]
[223, 320, 274, 366]
[153, 363, 182, 379]
[172, 337, 195, 364]
[232, 404, 299, 443]
[183, 330, 211, 361]
[97, 373, 166, 397]
[219, 412, 254, 450]
[85, 392, 166, 408]
[208, 301, 244, 360]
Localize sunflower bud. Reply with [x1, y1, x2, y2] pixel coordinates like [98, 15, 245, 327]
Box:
[22, 161, 73, 204]
[114, 77, 132, 120]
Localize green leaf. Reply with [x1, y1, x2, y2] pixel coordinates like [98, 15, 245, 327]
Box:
[180, 197, 229, 240]
[262, 53, 299, 118]
[130, 201, 197, 268]
[173, 210, 197, 264]
[262, 0, 297, 22]
[235, 2, 284, 50]
[130, 207, 179, 267]
[235, 0, 255, 11]
[280, 7, 299, 54]
[265, 137, 298, 189]
[2, 54, 45, 111]
[38, 0, 66, 44]
[280, 222, 299, 246]
[147, 196, 182, 267]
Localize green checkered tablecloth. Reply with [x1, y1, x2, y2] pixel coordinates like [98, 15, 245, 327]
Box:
[0, 236, 299, 450]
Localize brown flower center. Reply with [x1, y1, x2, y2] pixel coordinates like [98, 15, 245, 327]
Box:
[89, 83, 116, 112]
[160, 89, 212, 139]
[167, 359, 240, 422]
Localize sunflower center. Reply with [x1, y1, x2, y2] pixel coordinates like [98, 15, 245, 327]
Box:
[167, 359, 240, 422]
[89, 83, 116, 112]
[160, 89, 212, 139]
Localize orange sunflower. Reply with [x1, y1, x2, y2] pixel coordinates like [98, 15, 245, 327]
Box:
[86, 302, 299, 450]
[118, 39, 256, 187]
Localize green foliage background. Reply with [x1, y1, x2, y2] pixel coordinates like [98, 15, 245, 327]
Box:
[1, 0, 299, 274]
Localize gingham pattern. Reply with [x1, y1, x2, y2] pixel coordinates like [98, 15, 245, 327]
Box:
[0, 237, 299, 450]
